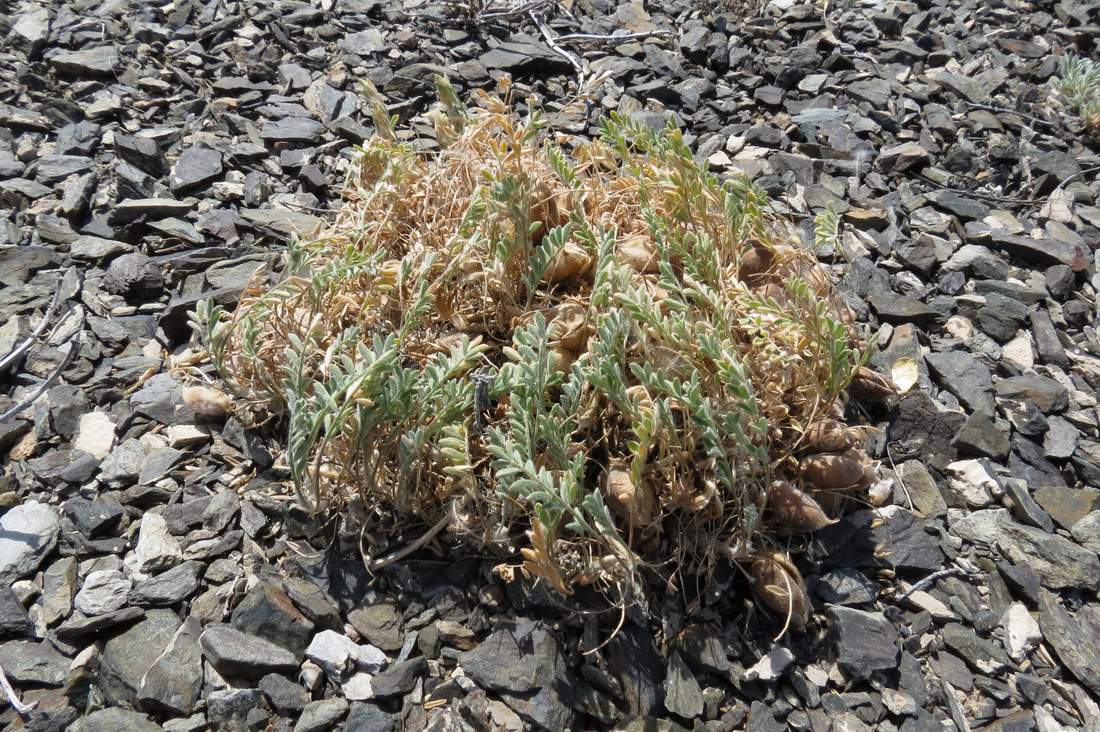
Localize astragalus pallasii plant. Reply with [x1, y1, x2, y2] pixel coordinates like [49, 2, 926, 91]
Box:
[194, 77, 892, 630]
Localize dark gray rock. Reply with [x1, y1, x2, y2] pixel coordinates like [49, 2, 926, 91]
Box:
[294, 698, 349, 732]
[36, 155, 93, 185]
[200, 624, 300, 677]
[139, 615, 203, 715]
[817, 508, 945, 572]
[259, 673, 310, 715]
[0, 586, 33, 638]
[203, 491, 240, 533]
[459, 620, 575, 730]
[206, 688, 268, 731]
[868, 293, 942, 325]
[230, 581, 314, 656]
[992, 232, 1089, 272]
[889, 392, 966, 470]
[663, 651, 703, 719]
[995, 521, 1100, 589]
[951, 411, 1010, 459]
[76, 707, 163, 732]
[259, 118, 326, 144]
[50, 46, 121, 75]
[348, 600, 403, 652]
[63, 496, 124, 538]
[169, 147, 223, 192]
[56, 606, 146, 641]
[100, 608, 181, 705]
[815, 568, 877, 605]
[995, 375, 1069, 414]
[1038, 591, 1100, 696]
[1003, 479, 1055, 533]
[281, 576, 343, 631]
[1028, 310, 1069, 368]
[371, 656, 426, 699]
[344, 702, 395, 731]
[0, 639, 70, 685]
[103, 252, 165, 298]
[114, 134, 166, 175]
[941, 623, 1010, 674]
[925, 350, 994, 415]
[1042, 416, 1078, 459]
[829, 606, 899, 679]
[480, 38, 572, 72]
[130, 561, 204, 607]
[976, 292, 1029, 342]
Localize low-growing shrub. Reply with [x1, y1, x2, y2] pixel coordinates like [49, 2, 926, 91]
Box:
[193, 78, 886, 623]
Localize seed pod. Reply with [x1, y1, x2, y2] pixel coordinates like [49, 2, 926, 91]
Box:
[547, 302, 590, 351]
[737, 244, 776, 287]
[803, 419, 855, 453]
[548, 346, 577, 374]
[605, 462, 655, 530]
[618, 234, 659, 274]
[750, 552, 809, 629]
[543, 240, 592, 283]
[766, 479, 836, 533]
[801, 448, 871, 491]
[848, 366, 896, 402]
[529, 183, 571, 240]
[183, 385, 232, 419]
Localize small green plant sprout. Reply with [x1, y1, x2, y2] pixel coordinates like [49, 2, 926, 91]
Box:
[195, 76, 892, 625]
[1055, 53, 1100, 132]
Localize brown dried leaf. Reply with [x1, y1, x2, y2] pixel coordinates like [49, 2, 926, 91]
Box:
[766, 479, 836, 533]
[750, 552, 809, 629]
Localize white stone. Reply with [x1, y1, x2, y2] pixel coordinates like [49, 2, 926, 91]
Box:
[1001, 602, 1042, 662]
[166, 424, 209, 448]
[305, 630, 358, 678]
[948, 508, 1011, 545]
[300, 660, 324, 692]
[341, 672, 374, 700]
[945, 459, 1001, 507]
[1034, 705, 1067, 732]
[0, 501, 60, 583]
[944, 315, 974, 341]
[355, 643, 386, 672]
[1001, 333, 1034, 372]
[131, 512, 182, 574]
[903, 589, 956, 621]
[74, 569, 131, 615]
[743, 646, 794, 682]
[881, 688, 917, 716]
[73, 412, 116, 459]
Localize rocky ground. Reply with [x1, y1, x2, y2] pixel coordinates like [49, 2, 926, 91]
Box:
[2, 0, 1100, 729]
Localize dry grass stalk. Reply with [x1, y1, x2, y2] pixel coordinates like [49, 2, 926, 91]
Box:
[193, 76, 885, 620]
